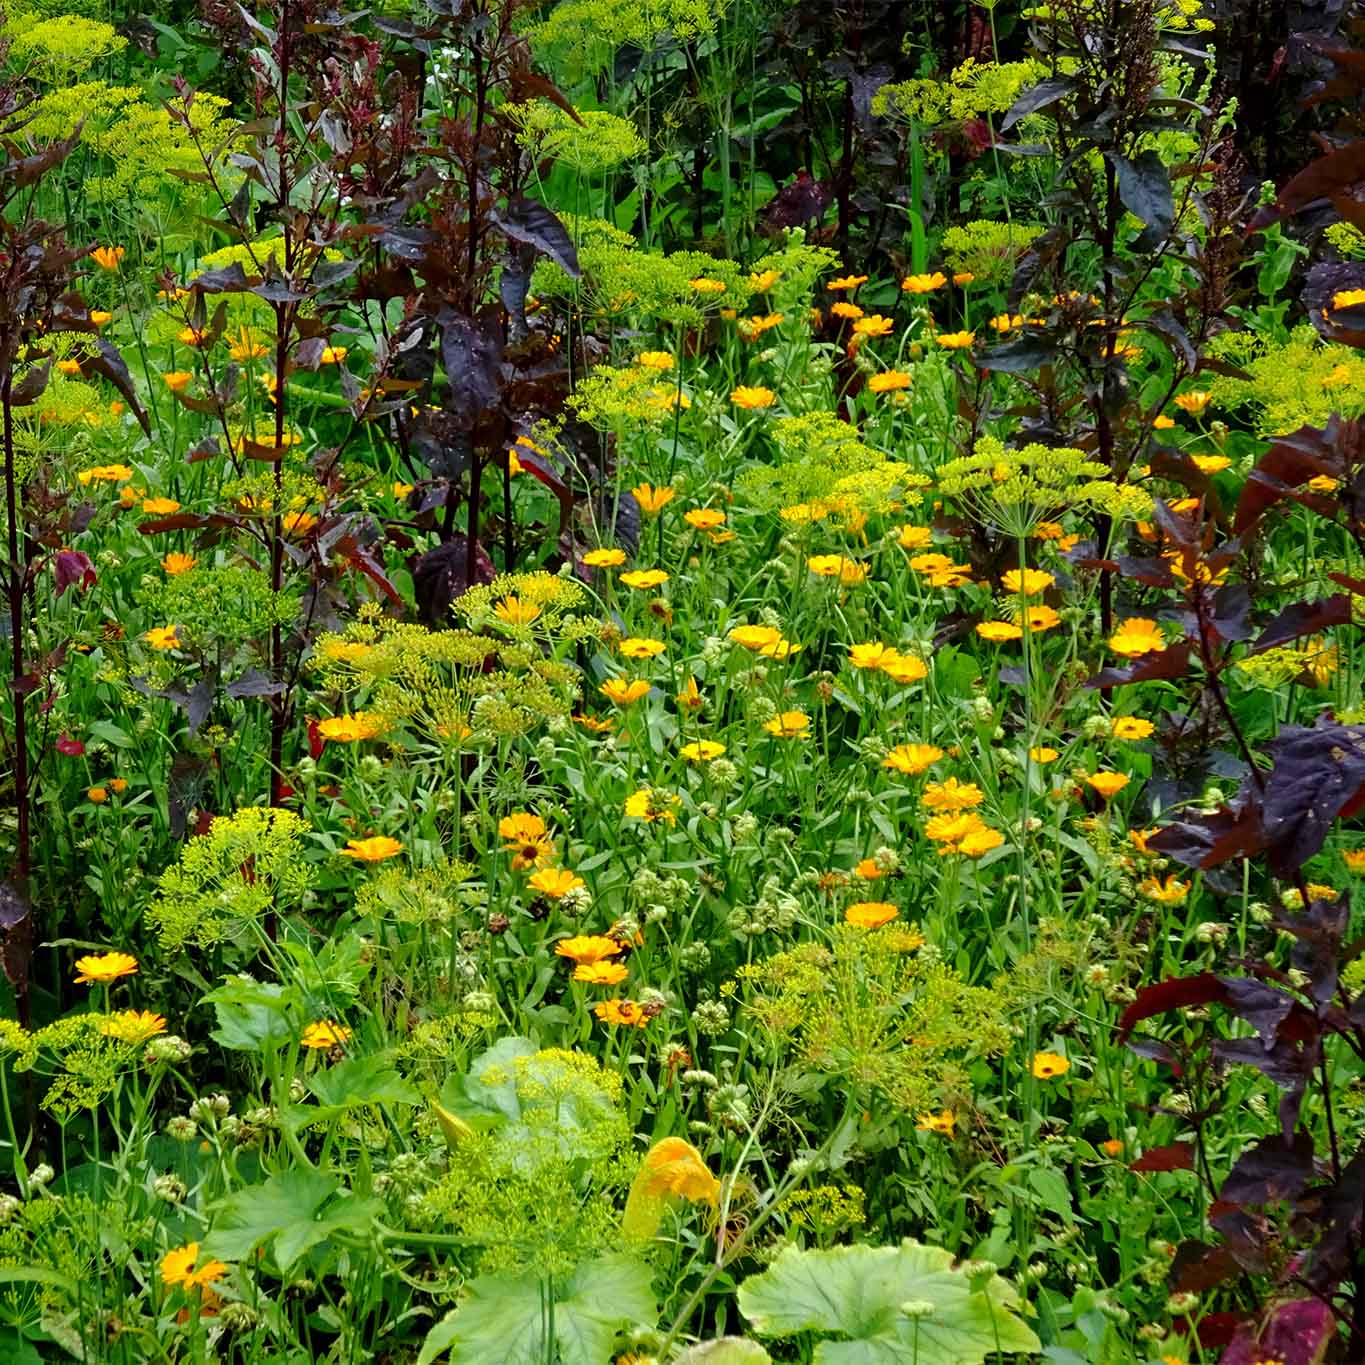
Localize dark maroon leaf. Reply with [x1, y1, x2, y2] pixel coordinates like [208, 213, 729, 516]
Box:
[1130, 1142, 1195, 1172]
[1169, 1240, 1240, 1294]
[1086, 641, 1192, 689]
[52, 549, 95, 596]
[412, 535, 495, 625]
[191, 262, 251, 292]
[1246, 595, 1352, 655]
[336, 533, 402, 608]
[1001, 76, 1074, 130]
[1276, 895, 1349, 1007]
[0, 878, 32, 1008]
[1250, 137, 1365, 230]
[492, 198, 580, 280]
[440, 313, 503, 428]
[226, 669, 284, 699]
[762, 170, 831, 230]
[9, 361, 50, 406]
[1220, 1132, 1315, 1206]
[186, 680, 214, 735]
[1109, 149, 1174, 243]
[3, 128, 80, 187]
[1220, 1298, 1336, 1365]
[1220, 976, 1298, 1051]
[1117, 973, 1231, 1039]
[86, 339, 151, 434]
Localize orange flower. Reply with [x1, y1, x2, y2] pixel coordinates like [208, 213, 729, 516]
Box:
[316, 713, 385, 743]
[339, 836, 402, 862]
[162, 552, 197, 575]
[584, 547, 627, 567]
[555, 935, 623, 965]
[764, 710, 810, 738]
[933, 330, 976, 349]
[1032, 1051, 1070, 1080]
[730, 385, 776, 410]
[594, 997, 649, 1027]
[827, 274, 868, 291]
[901, 271, 947, 294]
[91, 246, 125, 272]
[74, 951, 138, 986]
[1109, 617, 1165, 657]
[684, 508, 727, 530]
[300, 1020, 351, 1049]
[845, 900, 898, 928]
[868, 370, 911, 393]
[922, 777, 984, 812]
[1086, 772, 1130, 801]
[883, 743, 943, 774]
[160, 1243, 228, 1291]
[529, 867, 585, 899]
[631, 483, 675, 516]
[601, 678, 651, 705]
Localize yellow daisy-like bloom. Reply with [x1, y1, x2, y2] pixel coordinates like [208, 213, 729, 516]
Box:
[282, 511, 318, 536]
[748, 269, 781, 291]
[883, 743, 943, 774]
[831, 301, 864, 320]
[897, 525, 933, 550]
[594, 997, 649, 1027]
[1031, 1051, 1070, 1080]
[867, 370, 911, 393]
[162, 371, 192, 393]
[1108, 617, 1165, 657]
[1308, 475, 1340, 493]
[730, 385, 776, 410]
[339, 835, 403, 862]
[852, 314, 894, 337]
[493, 595, 541, 626]
[1153, 414, 1176, 430]
[855, 858, 883, 880]
[922, 777, 984, 812]
[89, 786, 108, 804]
[393, 481, 414, 498]
[316, 712, 385, 743]
[917, 1110, 956, 1136]
[91, 245, 125, 271]
[574, 960, 629, 985]
[684, 508, 727, 530]
[620, 637, 665, 659]
[160, 1242, 229, 1291]
[300, 1020, 352, 1049]
[1141, 874, 1190, 904]
[1029, 746, 1059, 763]
[990, 313, 1024, 333]
[808, 554, 869, 584]
[574, 713, 614, 733]
[827, 274, 868, 291]
[1002, 568, 1054, 595]
[1343, 850, 1365, 873]
[144, 625, 180, 651]
[636, 350, 674, 371]
[1173, 390, 1212, 416]
[1086, 772, 1130, 800]
[624, 787, 680, 824]
[976, 620, 1023, 642]
[923, 812, 985, 845]
[908, 552, 971, 587]
[1023, 605, 1061, 632]
[730, 624, 782, 651]
[690, 277, 727, 294]
[849, 642, 891, 670]
[901, 271, 947, 294]
[677, 675, 704, 710]
[1112, 717, 1155, 740]
[529, 867, 585, 899]
[555, 934, 623, 965]
[957, 826, 1004, 858]
[620, 568, 669, 590]
[680, 739, 726, 762]
[73, 951, 138, 986]
[880, 650, 928, 684]
[601, 677, 652, 705]
[583, 547, 627, 568]
[953, 272, 974, 286]
[934, 330, 976, 349]
[178, 326, 207, 348]
[845, 900, 898, 928]
[78, 464, 135, 485]
[101, 1010, 168, 1044]
[760, 636, 802, 659]
[162, 552, 197, 575]
[631, 483, 675, 516]
[1191, 454, 1231, 475]
[764, 710, 810, 738]
[320, 345, 348, 364]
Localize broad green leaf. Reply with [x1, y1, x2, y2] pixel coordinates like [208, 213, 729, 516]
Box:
[204, 978, 297, 1052]
[675, 1340, 773, 1364]
[203, 1168, 337, 1265]
[738, 1240, 1041, 1365]
[273, 1192, 383, 1271]
[309, 1053, 419, 1109]
[438, 1036, 536, 1128]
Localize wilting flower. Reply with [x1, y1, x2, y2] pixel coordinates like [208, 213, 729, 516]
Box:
[301, 1021, 352, 1049]
[1002, 568, 1054, 595]
[631, 483, 675, 516]
[764, 710, 810, 738]
[1140, 874, 1190, 904]
[677, 676, 704, 711]
[162, 552, 197, 575]
[601, 678, 652, 705]
[594, 997, 650, 1027]
[1112, 717, 1155, 740]
[620, 637, 665, 659]
[845, 900, 898, 928]
[339, 836, 402, 862]
[730, 385, 776, 410]
[621, 568, 669, 590]
[556, 935, 623, 965]
[584, 547, 627, 567]
[317, 712, 385, 743]
[622, 1136, 719, 1238]
[680, 739, 726, 762]
[625, 787, 680, 824]
[1086, 772, 1130, 801]
[161, 1243, 228, 1291]
[1031, 1051, 1070, 1080]
[1108, 618, 1165, 657]
[74, 951, 138, 986]
[901, 271, 947, 294]
[916, 1110, 956, 1136]
[529, 867, 585, 899]
[101, 1010, 168, 1044]
[884, 744, 943, 774]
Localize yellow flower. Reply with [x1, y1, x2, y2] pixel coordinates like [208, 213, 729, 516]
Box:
[1331, 287, 1365, 309]
[89, 310, 112, 326]
[730, 385, 776, 410]
[827, 274, 868, 291]
[1173, 390, 1212, 416]
[620, 637, 665, 659]
[1191, 454, 1231, 475]
[1023, 605, 1061, 632]
[922, 777, 984, 812]
[600, 674, 652, 707]
[1141, 874, 1189, 904]
[162, 552, 197, 575]
[1109, 617, 1164, 657]
[141, 497, 181, 517]
[621, 568, 669, 590]
[1343, 850, 1365, 873]
[283, 511, 317, 536]
[584, 547, 627, 567]
[680, 739, 726, 762]
[976, 620, 1023, 642]
[500, 813, 553, 869]
[162, 371, 193, 393]
[1002, 568, 1054, 595]
[77, 464, 134, 485]
[1307, 882, 1340, 902]
[730, 624, 782, 651]
[91, 245, 125, 271]
[300, 1020, 352, 1049]
[1029, 746, 1059, 763]
[631, 483, 675, 516]
[109, 778, 127, 794]
[1112, 717, 1155, 740]
[1308, 475, 1340, 494]
[831, 301, 864, 320]
[953, 272, 974, 286]
[556, 934, 623, 965]
[1153, 414, 1176, 430]
[989, 313, 1023, 333]
[321, 345, 348, 364]
[677, 675, 704, 711]
[958, 826, 1004, 857]
[178, 326, 207, 348]
[493, 595, 541, 626]
[101, 1010, 167, 1044]
[883, 743, 943, 774]
[897, 525, 933, 550]
[879, 650, 928, 684]
[593, 997, 650, 1027]
[635, 350, 674, 370]
[933, 330, 976, 349]
[852, 314, 894, 337]
[316, 712, 386, 743]
[1031, 1051, 1070, 1080]
[908, 552, 971, 587]
[845, 900, 898, 928]
[690, 277, 727, 294]
[868, 370, 911, 393]
[684, 507, 727, 531]
[144, 625, 180, 650]
[849, 642, 891, 670]
[923, 812, 986, 845]
[529, 867, 585, 899]
[1086, 772, 1130, 800]
[393, 481, 414, 498]
[339, 835, 402, 862]
[73, 951, 137, 986]
[574, 713, 614, 733]
[902, 271, 947, 294]
[88, 786, 108, 803]
[764, 710, 810, 738]
[574, 960, 629, 985]
[624, 787, 680, 824]
[916, 1110, 956, 1135]
[748, 269, 781, 291]
[229, 327, 268, 361]
[808, 554, 869, 584]
[160, 1243, 229, 1291]
[760, 636, 802, 659]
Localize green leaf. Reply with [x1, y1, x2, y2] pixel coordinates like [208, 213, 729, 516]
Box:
[309, 1053, 419, 1109]
[738, 1240, 1041, 1365]
[203, 1168, 337, 1265]
[273, 1192, 383, 1270]
[87, 720, 133, 748]
[417, 1254, 654, 1365]
[438, 1036, 536, 1129]
[675, 1341, 773, 1365]
[0, 1329, 42, 1364]
[204, 977, 297, 1053]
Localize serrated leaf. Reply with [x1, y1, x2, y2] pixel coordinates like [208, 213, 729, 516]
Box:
[203, 1168, 338, 1264]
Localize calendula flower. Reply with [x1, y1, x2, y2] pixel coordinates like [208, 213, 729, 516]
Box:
[676, 676, 703, 711]
[1109, 617, 1165, 657]
[1002, 568, 1054, 595]
[934, 330, 976, 349]
[902, 271, 947, 294]
[1141, 874, 1190, 904]
[316, 712, 385, 743]
[144, 625, 180, 650]
[849, 642, 891, 669]
[162, 370, 192, 393]
[1343, 849, 1365, 873]
[162, 552, 197, 575]
[1308, 475, 1340, 494]
[499, 813, 555, 868]
[1029, 746, 1059, 763]
[621, 568, 669, 590]
[1191, 454, 1232, 475]
[976, 620, 1023, 642]
[845, 900, 898, 928]
[620, 637, 665, 659]
[761, 636, 802, 659]
[957, 826, 1004, 857]
[897, 525, 933, 550]
[730, 624, 783, 651]
[88, 786, 108, 804]
[867, 370, 911, 394]
[529, 867, 585, 899]
[101, 1010, 168, 1044]
[880, 650, 928, 684]
[91, 245, 125, 271]
[594, 997, 649, 1027]
[74, 951, 138, 986]
[178, 326, 207, 348]
[738, 312, 784, 341]
[580, 549, 624, 572]
[301, 1020, 352, 1049]
[229, 327, 268, 361]
[730, 385, 777, 410]
[635, 350, 674, 371]
[556, 934, 623, 965]
[922, 777, 984, 811]
[1173, 390, 1212, 416]
[393, 481, 414, 498]
[601, 678, 651, 705]
[1032, 1051, 1070, 1080]
[764, 710, 810, 738]
[684, 507, 727, 530]
[884, 743, 943, 774]
[624, 787, 680, 824]
[989, 313, 1024, 333]
[808, 554, 869, 584]
[320, 345, 348, 364]
[571, 960, 626, 986]
[908, 552, 971, 587]
[690, 277, 726, 294]
[1086, 772, 1130, 800]
[827, 274, 868, 291]
[917, 1110, 956, 1136]
[1023, 605, 1061, 632]
[852, 314, 894, 338]
[1112, 717, 1155, 740]
[831, 301, 864, 320]
[631, 483, 675, 516]
[78, 463, 134, 485]
[282, 511, 317, 536]
[574, 713, 614, 733]
[680, 739, 726, 762]
[340, 835, 402, 862]
[161, 1243, 228, 1291]
[493, 595, 541, 626]
[1152, 414, 1176, 430]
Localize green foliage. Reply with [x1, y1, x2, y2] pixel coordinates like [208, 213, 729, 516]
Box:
[524, 0, 721, 81]
[940, 220, 1045, 287]
[139, 563, 303, 652]
[873, 59, 1049, 127]
[5, 12, 125, 79]
[512, 101, 646, 175]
